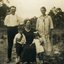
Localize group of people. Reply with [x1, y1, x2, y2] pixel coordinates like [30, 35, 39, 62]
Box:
[4, 6, 54, 64]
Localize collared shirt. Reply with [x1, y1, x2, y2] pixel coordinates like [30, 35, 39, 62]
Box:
[13, 33, 26, 44]
[36, 15, 54, 36]
[4, 14, 23, 27]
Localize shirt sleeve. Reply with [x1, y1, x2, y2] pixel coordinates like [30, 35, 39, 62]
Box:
[36, 18, 39, 30]
[13, 35, 17, 45]
[4, 15, 9, 26]
[49, 16, 54, 29]
[17, 15, 24, 25]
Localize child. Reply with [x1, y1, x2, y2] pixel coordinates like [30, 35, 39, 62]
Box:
[13, 25, 26, 64]
[30, 32, 44, 64]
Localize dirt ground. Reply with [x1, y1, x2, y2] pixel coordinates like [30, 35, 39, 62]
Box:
[0, 28, 64, 64]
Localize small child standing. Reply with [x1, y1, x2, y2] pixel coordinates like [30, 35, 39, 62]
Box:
[13, 25, 26, 64]
[30, 32, 44, 64]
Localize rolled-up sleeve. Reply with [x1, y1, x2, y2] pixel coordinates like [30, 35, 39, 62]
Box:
[13, 35, 17, 45]
[4, 15, 9, 26]
[49, 16, 54, 29]
[17, 15, 23, 25]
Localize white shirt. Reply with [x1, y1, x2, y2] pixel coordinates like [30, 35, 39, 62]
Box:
[13, 33, 26, 44]
[4, 14, 23, 27]
[36, 15, 54, 36]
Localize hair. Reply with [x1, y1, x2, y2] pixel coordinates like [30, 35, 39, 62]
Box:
[40, 6, 46, 11]
[18, 25, 24, 30]
[10, 6, 16, 10]
[24, 19, 32, 25]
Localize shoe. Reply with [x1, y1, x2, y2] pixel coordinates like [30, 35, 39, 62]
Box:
[6, 59, 11, 63]
[16, 62, 20, 64]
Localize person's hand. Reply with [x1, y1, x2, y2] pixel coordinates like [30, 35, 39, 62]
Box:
[22, 44, 24, 47]
[39, 38, 44, 43]
[29, 44, 32, 46]
[16, 38, 21, 42]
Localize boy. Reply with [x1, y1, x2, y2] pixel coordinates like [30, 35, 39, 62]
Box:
[13, 25, 26, 64]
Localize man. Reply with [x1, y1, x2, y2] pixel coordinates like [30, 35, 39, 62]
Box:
[36, 7, 54, 56]
[4, 6, 21, 63]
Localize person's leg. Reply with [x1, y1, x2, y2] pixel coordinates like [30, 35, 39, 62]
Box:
[7, 28, 13, 63]
[8, 34, 14, 58]
[7, 28, 13, 59]
[36, 53, 41, 64]
[16, 43, 21, 64]
[19, 44, 24, 63]
[7, 27, 18, 63]
[27, 62, 30, 64]
[8, 42, 13, 60]
[38, 52, 44, 64]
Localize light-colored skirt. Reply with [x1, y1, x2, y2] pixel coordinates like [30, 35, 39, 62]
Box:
[33, 39, 44, 54]
[41, 35, 53, 56]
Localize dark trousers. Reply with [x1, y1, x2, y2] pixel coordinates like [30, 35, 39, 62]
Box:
[7, 26, 18, 59]
[16, 43, 23, 58]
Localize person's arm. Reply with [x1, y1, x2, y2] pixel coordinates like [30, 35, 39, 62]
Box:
[22, 34, 26, 44]
[4, 15, 9, 26]
[17, 15, 24, 25]
[13, 35, 17, 45]
[29, 39, 35, 46]
[13, 35, 17, 48]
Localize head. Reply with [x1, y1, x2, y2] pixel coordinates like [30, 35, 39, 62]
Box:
[40, 6, 46, 15]
[10, 6, 16, 15]
[24, 19, 32, 28]
[18, 25, 24, 34]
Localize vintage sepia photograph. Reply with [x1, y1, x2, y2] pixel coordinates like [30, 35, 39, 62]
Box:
[0, 0, 64, 64]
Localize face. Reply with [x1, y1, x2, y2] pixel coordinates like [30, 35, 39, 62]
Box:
[41, 8, 46, 15]
[10, 7, 16, 14]
[26, 20, 31, 27]
[18, 30, 23, 34]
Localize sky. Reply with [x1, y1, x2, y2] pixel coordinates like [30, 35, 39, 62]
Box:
[4, 0, 64, 19]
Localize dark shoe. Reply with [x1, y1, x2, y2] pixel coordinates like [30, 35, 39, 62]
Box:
[16, 62, 20, 64]
[6, 59, 11, 63]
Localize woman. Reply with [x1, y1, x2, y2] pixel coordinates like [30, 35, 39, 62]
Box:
[21, 19, 36, 64]
[36, 7, 54, 56]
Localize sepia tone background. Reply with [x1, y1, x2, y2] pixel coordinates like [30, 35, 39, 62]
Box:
[0, 0, 64, 64]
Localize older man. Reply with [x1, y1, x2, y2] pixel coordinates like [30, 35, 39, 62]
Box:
[4, 6, 21, 63]
[36, 7, 54, 56]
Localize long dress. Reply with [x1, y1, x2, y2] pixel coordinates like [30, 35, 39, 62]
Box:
[36, 15, 54, 56]
[21, 28, 36, 62]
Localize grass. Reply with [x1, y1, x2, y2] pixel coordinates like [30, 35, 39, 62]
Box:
[0, 27, 64, 64]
